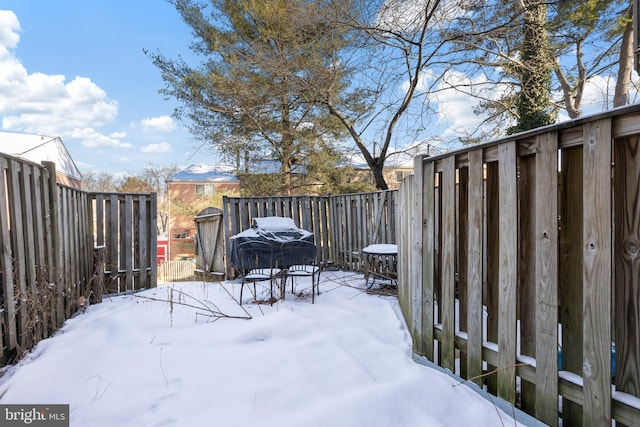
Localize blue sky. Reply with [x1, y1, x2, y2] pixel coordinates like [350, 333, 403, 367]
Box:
[0, 1, 216, 176]
[1, 1, 633, 178]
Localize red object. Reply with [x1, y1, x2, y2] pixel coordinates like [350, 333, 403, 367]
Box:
[157, 238, 168, 264]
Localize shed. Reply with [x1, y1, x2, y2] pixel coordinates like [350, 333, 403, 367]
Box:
[0, 131, 82, 189]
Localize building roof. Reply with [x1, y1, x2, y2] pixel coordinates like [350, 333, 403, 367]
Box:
[0, 131, 82, 180]
[167, 164, 240, 183]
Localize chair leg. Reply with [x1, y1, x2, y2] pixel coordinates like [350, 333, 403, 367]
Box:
[240, 282, 244, 305]
[281, 274, 286, 300]
[269, 279, 273, 306]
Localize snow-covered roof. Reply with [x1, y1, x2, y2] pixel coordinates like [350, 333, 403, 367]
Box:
[167, 164, 240, 182]
[247, 159, 306, 174]
[0, 131, 82, 180]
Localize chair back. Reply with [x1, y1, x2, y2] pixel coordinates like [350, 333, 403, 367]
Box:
[280, 239, 317, 269]
[236, 240, 276, 273]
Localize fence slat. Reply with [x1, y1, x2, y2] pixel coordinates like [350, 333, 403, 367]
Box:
[441, 156, 456, 371]
[614, 135, 640, 407]
[0, 158, 17, 351]
[497, 141, 517, 405]
[466, 149, 484, 386]
[535, 132, 559, 425]
[582, 119, 613, 425]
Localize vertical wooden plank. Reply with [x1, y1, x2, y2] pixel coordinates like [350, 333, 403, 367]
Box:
[321, 197, 330, 261]
[485, 161, 499, 394]
[497, 141, 517, 404]
[108, 194, 119, 293]
[60, 187, 72, 316]
[559, 146, 584, 426]
[302, 196, 311, 230]
[312, 197, 321, 250]
[124, 195, 133, 291]
[149, 193, 158, 288]
[0, 159, 17, 350]
[582, 118, 612, 425]
[7, 160, 28, 349]
[434, 170, 442, 365]
[79, 190, 91, 298]
[388, 191, 396, 244]
[441, 156, 456, 371]
[519, 152, 537, 415]
[535, 132, 559, 425]
[42, 162, 63, 328]
[20, 164, 37, 290]
[222, 196, 234, 277]
[411, 156, 425, 355]
[138, 197, 149, 290]
[31, 167, 46, 270]
[614, 135, 640, 407]
[422, 160, 435, 361]
[327, 195, 336, 262]
[345, 196, 354, 268]
[95, 194, 104, 246]
[467, 149, 484, 386]
[458, 165, 469, 378]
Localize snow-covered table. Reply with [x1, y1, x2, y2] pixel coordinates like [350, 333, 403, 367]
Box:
[362, 244, 398, 288]
[230, 217, 314, 272]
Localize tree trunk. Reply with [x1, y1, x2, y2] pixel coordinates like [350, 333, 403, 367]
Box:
[613, 6, 633, 108]
[510, 0, 554, 134]
[370, 161, 388, 191]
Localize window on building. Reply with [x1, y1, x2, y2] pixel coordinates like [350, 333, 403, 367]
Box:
[195, 184, 215, 198]
[395, 170, 412, 182]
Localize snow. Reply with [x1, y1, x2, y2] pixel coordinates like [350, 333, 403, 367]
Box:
[0, 271, 523, 427]
[362, 244, 398, 255]
[613, 390, 640, 410]
[252, 216, 298, 232]
[232, 217, 313, 241]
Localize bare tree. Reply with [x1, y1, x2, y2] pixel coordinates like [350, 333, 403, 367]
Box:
[311, 0, 460, 189]
[81, 170, 119, 192]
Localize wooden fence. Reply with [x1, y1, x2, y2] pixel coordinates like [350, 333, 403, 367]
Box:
[222, 191, 396, 276]
[91, 192, 158, 294]
[0, 154, 156, 365]
[194, 207, 225, 279]
[397, 104, 640, 426]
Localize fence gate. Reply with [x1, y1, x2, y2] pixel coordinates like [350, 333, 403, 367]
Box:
[194, 207, 225, 280]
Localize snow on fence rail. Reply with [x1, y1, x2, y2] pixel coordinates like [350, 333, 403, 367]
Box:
[397, 104, 640, 426]
[0, 155, 156, 365]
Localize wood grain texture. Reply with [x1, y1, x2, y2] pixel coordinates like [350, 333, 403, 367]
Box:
[582, 119, 612, 425]
[497, 141, 518, 405]
[614, 136, 640, 399]
[534, 132, 559, 425]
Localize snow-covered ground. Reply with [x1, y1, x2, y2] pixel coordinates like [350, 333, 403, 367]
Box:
[0, 270, 523, 426]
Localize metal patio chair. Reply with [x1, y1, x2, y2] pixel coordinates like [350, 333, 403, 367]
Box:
[236, 240, 283, 305]
[280, 239, 321, 303]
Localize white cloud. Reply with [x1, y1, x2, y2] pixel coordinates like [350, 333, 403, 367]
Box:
[0, 11, 119, 136]
[139, 115, 176, 132]
[0, 11, 20, 56]
[71, 127, 132, 149]
[141, 142, 173, 153]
